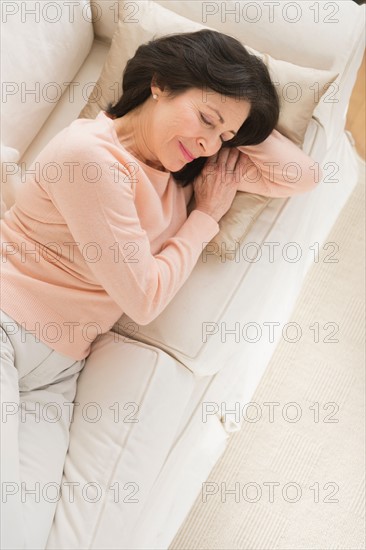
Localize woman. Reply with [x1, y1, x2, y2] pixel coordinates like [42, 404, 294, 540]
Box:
[0, 29, 320, 549]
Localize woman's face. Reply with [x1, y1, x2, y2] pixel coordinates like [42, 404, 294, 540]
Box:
[149, 87, 251, 172]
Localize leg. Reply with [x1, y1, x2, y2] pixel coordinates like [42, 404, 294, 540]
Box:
[0, 310, 85, 549]
[0, 320, 25, 549]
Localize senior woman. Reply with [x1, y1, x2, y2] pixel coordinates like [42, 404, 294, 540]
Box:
[0, 29, 319, 549]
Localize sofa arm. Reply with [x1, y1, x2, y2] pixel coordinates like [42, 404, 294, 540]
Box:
[46, 332, 196, 549]
[2, 0, 94, 158]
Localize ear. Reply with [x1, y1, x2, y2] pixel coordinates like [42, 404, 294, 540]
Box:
[150, 74, 164, 97]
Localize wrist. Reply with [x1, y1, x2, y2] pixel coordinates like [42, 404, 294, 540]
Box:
[194, 206, 218, 223]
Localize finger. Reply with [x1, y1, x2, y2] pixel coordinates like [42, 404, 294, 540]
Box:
[220, 146, 239, 163]
[227, 147, 240, 161]
[217, 146, 231, 163]
[223, 147, 240, 172]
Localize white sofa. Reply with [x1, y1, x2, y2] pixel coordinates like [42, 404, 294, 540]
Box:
[1, 1, 365, 548]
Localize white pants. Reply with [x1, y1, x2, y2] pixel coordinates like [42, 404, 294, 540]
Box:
[0, 309, 86, 550]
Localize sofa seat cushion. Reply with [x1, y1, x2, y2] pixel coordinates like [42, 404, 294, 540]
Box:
[112, 127, 359, 378]
[46, 331, 195, 548]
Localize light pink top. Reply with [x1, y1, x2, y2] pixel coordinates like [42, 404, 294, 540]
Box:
[0, 111, 320, 359]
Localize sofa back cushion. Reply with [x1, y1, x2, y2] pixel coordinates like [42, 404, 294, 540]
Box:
[2, 0, 94, 157]
[90, 0, 119, 42]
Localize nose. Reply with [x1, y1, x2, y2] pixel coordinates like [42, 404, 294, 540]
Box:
[197, 134, 221, 157]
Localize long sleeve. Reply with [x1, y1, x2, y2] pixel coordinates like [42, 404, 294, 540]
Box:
[45, 139, 219, 326]
[235, 129, 322, 198]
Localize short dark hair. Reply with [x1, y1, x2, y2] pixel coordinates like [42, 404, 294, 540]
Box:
[106, 29, 280, 187]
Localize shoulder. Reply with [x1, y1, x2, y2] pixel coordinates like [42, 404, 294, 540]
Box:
[53, 114, 114, 158]
[37, 113, 131, 174]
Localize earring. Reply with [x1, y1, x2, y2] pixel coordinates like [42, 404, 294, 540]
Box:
[152, 94, 158, 100]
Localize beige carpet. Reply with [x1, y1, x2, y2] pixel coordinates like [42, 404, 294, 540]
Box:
[170, 151, 365, 550]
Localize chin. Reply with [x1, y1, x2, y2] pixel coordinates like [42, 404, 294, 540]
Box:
[164, 159, 187, 173]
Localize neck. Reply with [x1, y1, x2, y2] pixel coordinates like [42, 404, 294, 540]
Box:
[111, 100, 166, 172]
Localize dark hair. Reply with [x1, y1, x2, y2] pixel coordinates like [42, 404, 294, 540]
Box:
[106, 29, 280, 187]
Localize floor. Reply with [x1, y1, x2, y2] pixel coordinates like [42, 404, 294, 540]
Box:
[346, 51, 365, 160]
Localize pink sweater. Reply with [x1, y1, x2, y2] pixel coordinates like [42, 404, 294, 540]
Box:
[0, 111, 320, 360]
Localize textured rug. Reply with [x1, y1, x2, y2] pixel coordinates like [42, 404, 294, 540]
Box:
[170, 152, 365, 550]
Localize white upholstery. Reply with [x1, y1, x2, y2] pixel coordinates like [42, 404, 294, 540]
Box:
[20, 39, 111, 168]
[46, 332, 196, 548]
[90, 0, 119, 42]
[1, 1, 365, 548]
[2, 0, 94, 158]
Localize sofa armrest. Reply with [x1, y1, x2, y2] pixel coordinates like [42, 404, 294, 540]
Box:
[2, 0, 94, 158]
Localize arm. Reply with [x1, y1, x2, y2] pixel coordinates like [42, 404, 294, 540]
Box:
[235, 128, 322, 198]
[45, 139, 219, 326]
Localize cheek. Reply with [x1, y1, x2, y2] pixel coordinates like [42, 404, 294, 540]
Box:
[157, 104, 200, 145]
[177, 111, 201, 136]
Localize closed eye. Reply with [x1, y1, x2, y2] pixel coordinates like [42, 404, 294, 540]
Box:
[200, 113, 213, 126]
[200, 112, 227, 143]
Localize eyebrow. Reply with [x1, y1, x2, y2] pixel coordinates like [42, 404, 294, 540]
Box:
[206, 105, 237, 136]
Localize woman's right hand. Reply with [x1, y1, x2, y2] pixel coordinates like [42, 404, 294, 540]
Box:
[192, 147, 241, 223]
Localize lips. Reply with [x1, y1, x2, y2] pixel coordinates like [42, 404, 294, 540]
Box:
[179, 141, 196, 162]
